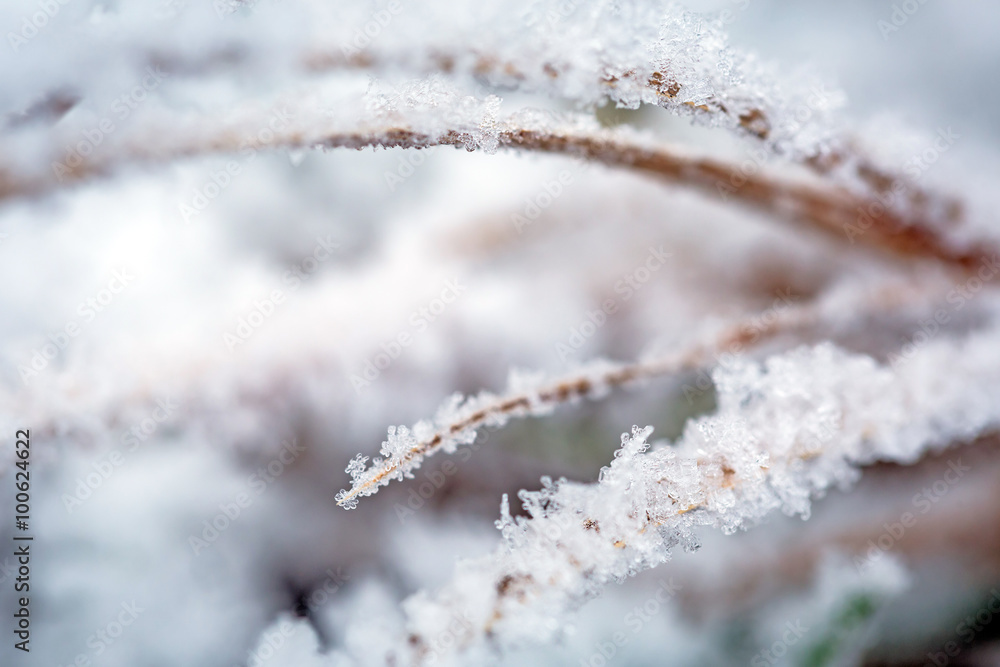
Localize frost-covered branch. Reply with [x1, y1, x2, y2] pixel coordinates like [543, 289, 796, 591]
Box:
[352, 327, 1000, 665]
[2, 2, 982, 269]
[335, 278, 942, 509]
[5, 0, 960, 238]
[6, 1, 835, 156]
[2, 106, 986, 271]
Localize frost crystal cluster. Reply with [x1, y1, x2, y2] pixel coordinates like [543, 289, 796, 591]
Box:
[341, 333, 1000, 664]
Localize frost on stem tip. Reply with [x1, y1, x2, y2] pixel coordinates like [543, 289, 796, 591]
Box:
[335, 365, 620, 509]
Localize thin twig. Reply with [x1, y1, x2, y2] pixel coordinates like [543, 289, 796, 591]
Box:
[2, 120, 988, 271]
[336, 280, 931, 508]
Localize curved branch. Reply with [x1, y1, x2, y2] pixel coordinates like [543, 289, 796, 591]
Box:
[371, 321, 1000, 665]
[8, 12, 964, 259]
[2, 116, 988, 271]
[335, 280, 932, 508]
[166, 42, 952, 210]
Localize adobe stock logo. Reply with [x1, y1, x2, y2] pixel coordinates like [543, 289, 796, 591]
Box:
[339, 0, 406, 59]
[179, 107, 293, 223]
[62, 397, 182, 513]
[854, 458, 969, 572]
[189, 438, 305, 555]
[7, 0, 74, 52]
[56, 600, 145, 666]
[578, 578, 682, 666]
[19, 268, 136, 384]
[750, 620, 810, 667]
[351, 278, 467, 393]
[877, 0, 931, 40]
[50, 67, 169, 182]
[924, 589, 1000, 666]
[555, 245, 672, 361]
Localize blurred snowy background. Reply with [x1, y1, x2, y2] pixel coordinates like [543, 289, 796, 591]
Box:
[1, 1, 999, 665]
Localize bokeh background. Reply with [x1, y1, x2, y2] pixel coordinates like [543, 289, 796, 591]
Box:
[1, 1, 999, 665]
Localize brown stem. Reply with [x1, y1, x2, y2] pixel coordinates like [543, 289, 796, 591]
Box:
[338, 282, 933, 507]
[3, 121, 989, 272]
